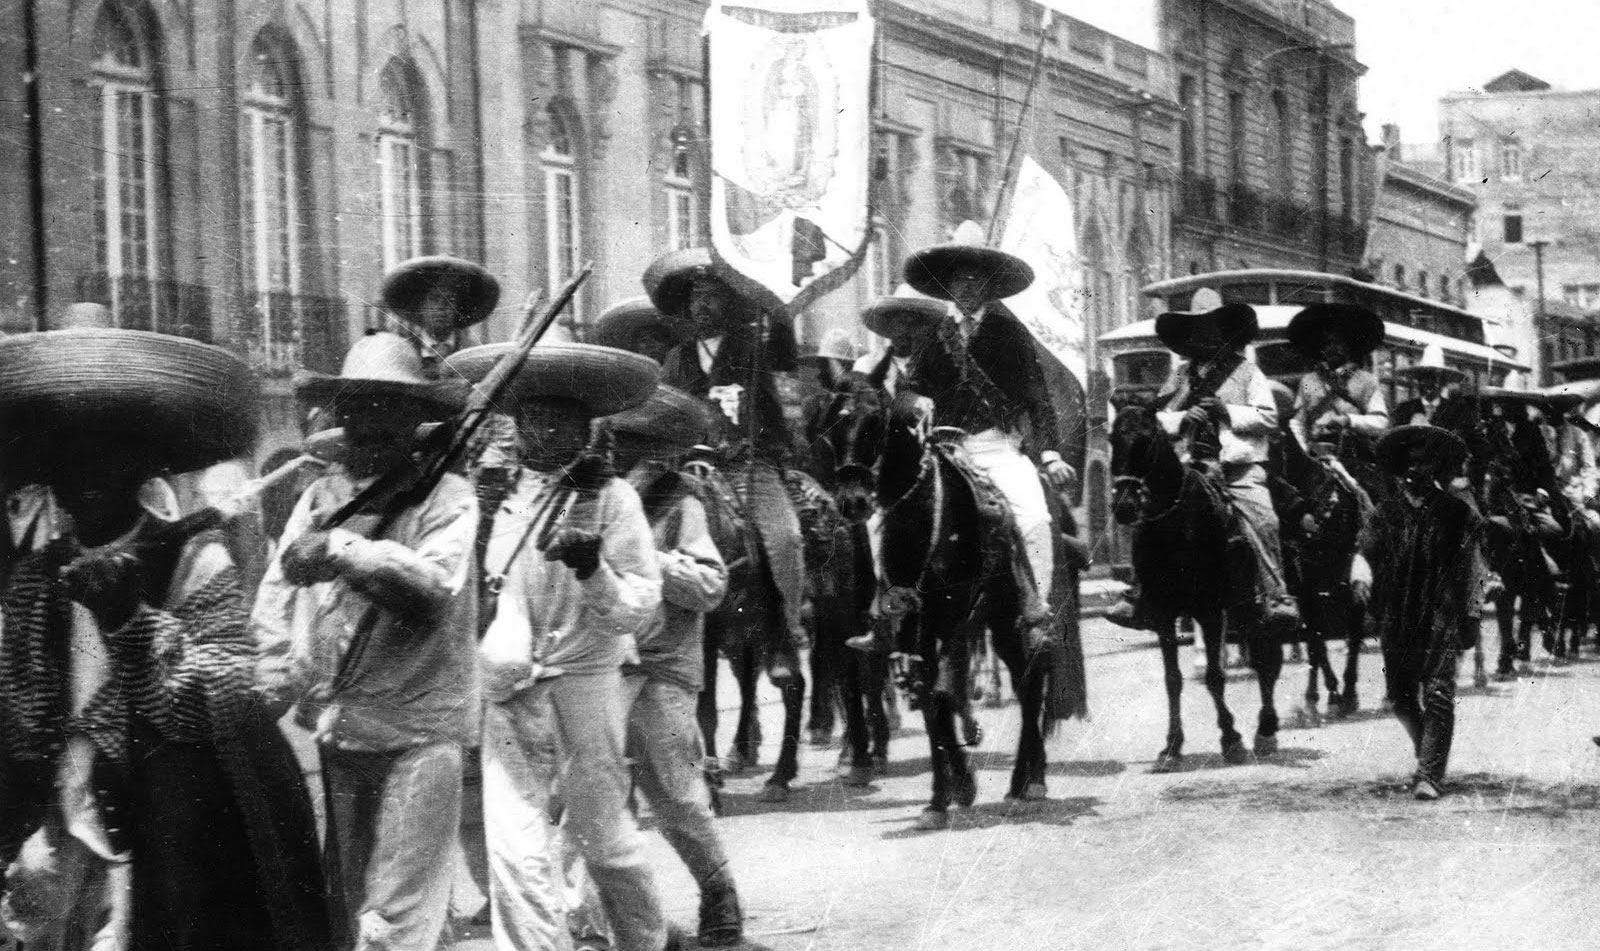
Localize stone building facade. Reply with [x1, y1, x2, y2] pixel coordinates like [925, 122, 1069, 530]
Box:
[1158, 0, 1373, 277]
[1363, 129, 1476, 309]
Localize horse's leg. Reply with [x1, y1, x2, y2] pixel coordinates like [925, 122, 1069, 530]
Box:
[732, 641, 762, 771]
[1495, 591, 1517, 679]
[937, 635, 979, 812]
[1154, 615, 1186, 772]
[1295, 590, 1327, 728]
[1251, 623, 1283, 757]
[866, 654, 891, 769]
[1001, 628, 1049, 802]
[838, 653, 873, 785]
[699, 618, 722, 768]
[807, 600, 838, 745]
[1205, 611, 1248, 764]
[761, 661, 806, 802]
[911, 639, 958, 831]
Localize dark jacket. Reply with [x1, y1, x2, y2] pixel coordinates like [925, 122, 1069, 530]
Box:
[661, 315, 797, 463]
[1362, 488, 1482, 662]
[906, 302, 1061, 459]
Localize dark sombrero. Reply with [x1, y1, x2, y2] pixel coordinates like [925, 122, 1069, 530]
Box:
[447, 342, 659, 417]
[1287, 303, 1386, 360]
[1481, 386, 1588, 416]
[381, 255, 501, 329]
[592, 297, 690, 354]
[295, 332, 469, 419]
[642, 248, 721, 320]
[604, 384, 715, 449]
[860, 294, 946, 338]
[1155, 302, 1259, 360]
[0, 329, 260, 480]
[1376, 424, 1468, 477]
[903, 225, 1034, 302]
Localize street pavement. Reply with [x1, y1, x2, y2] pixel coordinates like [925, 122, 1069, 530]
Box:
[456, 618, 1600, 951]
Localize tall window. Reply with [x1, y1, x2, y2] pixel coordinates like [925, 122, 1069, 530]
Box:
[1504, 213, 1523, 245]
[1500, 140, 1523, 181]
[940, 146, 989, 225]
[665, 122, 697, 252]
[865, 220, 894, 300]
[1178, 75, 1197, 178]
[1338, 137, 1356, 217]
[244, 43, 299, 300]
[378, 61, 426, 270]
[1270, 90, 1293, 196]
[1453, 139, 1480, 182]
[543, 104, 581, 294]
[1227, 91, 1247, 187]
[92, 5, 160, 289]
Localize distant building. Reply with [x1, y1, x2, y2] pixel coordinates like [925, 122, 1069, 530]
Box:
[1364, 124, 1476, 308]
[1159, 0, 1374, 277]
[1439, 70, 1600, 383]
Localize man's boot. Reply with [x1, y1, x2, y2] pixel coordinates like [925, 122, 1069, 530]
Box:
[1106, 585, 1156, 631]
[698, 865, 744, 947]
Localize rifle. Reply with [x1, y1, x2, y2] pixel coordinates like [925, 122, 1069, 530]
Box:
[316, 264, 591, 533]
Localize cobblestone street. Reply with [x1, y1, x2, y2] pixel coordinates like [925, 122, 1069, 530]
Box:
[458, 619, 1600, 950]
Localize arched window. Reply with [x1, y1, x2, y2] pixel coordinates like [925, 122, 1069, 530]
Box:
[92, 3, 161, 297]
[378, 60, 428, 269]
[244, 34, 305, 371]
[542, 103, 582, 295]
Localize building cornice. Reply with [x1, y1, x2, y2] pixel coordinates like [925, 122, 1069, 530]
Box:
[521, 24, 624, 59]
[1383, 162, 1477, 209]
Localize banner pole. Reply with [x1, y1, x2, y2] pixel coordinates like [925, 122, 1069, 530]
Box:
[989, 10, 1053, 243]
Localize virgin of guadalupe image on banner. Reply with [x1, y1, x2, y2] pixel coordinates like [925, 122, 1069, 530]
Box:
[704, 0, 875, 309]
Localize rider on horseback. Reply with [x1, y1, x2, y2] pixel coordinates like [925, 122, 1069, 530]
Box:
[1285, 303, 1391, 497]
[844, 227, 1075, 654]
[643, 249, 809, 683]
[1108, 291, 1299, 637]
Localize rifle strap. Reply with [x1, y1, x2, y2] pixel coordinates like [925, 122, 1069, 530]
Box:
[1172, 352, 1245, 412]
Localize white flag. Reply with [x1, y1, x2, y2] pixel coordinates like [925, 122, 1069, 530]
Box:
[999, 155, 1089, 387]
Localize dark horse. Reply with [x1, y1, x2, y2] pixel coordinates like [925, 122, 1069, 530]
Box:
[1109, 403, 1282, 770]
[834, 390, 1059, 830]
[1270, 423, 1371, 722]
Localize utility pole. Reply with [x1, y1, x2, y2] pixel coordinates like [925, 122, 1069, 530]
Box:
[23, 0, 48, 330]
[1529, 238, 1550, 384]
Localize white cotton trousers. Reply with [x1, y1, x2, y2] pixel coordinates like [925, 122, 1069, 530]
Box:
[961, 429, 1054, 599]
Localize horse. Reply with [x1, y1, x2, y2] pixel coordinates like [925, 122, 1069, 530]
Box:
[1109, 402, 1282, 770]
[833, 389, 1061, 830]
[1270, 423, 1371, 721]
[802, 380, 896, 783]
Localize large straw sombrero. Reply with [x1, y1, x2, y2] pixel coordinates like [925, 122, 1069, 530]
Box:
[295, 332, 469, 418]
[1155, 289, 1259, 360]
[642, 248, 720, 319]
[447, 342, 659, 416]
[805, 328, 862, 365]
[605, 384, 715, 448]
[861, 292, 946, 339]
[1377, 424, 1467, 478]
[592, 297, 689, 354]
[380, 255, 500, 329]
[0, 329, 260, 479]
[903, 221, 1034, 302]
[1287, 303, 1385, 360]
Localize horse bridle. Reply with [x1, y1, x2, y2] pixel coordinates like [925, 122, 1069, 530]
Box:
[1112, 434, 1187, 527]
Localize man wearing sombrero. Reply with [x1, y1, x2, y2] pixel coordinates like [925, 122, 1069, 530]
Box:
[592, 384, 744, 947]
[854, 290, 947, 398]
[1120, 291, 1296, 633]
[1287, 303, 1391, 453]
[1362, 425, 1487, 800]
[890, 226, 1076, 646]
[254, 332, 481, 951]
[1390, 344, 1466, 427]
[0, 327, 329, 949]
[380, 254, 500, 373]
[445, 341, 678, 951]
[642, 248, 808, 680]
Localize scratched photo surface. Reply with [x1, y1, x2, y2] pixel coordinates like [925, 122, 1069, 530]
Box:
[5, 0, 1600, 948]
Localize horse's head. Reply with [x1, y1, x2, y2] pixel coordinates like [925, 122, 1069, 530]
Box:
[1108, 395, 1169, 526]
[825, 380, 887, 523]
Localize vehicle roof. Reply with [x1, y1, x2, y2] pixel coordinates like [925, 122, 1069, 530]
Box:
[1140, 269, 1484, 324]
[1099, 305, 1528, 372]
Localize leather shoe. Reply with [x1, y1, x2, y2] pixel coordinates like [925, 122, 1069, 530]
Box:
[698, 872, 744, 947]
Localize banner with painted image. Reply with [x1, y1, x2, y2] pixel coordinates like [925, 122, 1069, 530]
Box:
[703, 0, 875, 309]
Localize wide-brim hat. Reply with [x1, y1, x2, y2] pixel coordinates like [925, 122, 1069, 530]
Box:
[380, 255, 500, 329]
[1483, 386, 1588, 416]
[593, 297, 689, 353]
[605, 384, 715, 448]
[446, 342, 659, 417]
[0, 329, 259, 480]
[295, 332, 469, 418]
[1287, 303, 1385, 359]
[903, 221, 1034, 302]
[642, 248, 720, 319]
[1377, 424, 1467, 477]
[1155, 303, 1259, 359]
[1391, 343, 1466, 384]
[804, 328, 861, 365]
[861, 294, 946, 338]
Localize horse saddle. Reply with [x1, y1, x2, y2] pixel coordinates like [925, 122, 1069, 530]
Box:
[928, 428, 1013, 590]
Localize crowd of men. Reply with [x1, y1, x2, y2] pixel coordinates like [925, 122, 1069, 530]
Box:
[1, 219, 1592, 949]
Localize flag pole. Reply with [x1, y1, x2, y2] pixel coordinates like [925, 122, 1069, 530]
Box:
[989, 8, 1054, 243]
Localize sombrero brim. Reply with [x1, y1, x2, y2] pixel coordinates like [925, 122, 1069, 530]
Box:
[1392, 364, 1467, 383]
[1155, 304, 1259, 359]
[593, 297, 691, 354]
[1481, 387, 1587, 413]
[380, 256, 500, 329]
[447, 342, 660, 416]
[1286, 304, 1385, 359]
[642, 248, 716, 319]
[0, 329, 259, 480]
[861, 296, 946, 338]
[605, 385, 715, 448]
[1377, 424, 1467, 477]
[904, 245, 1034, 301]
[293, 374, 468, 419]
